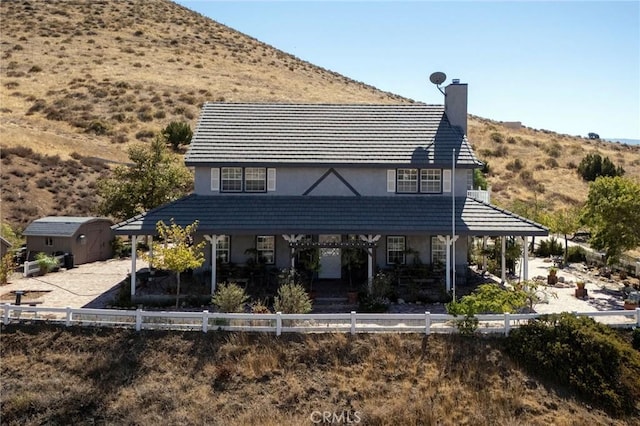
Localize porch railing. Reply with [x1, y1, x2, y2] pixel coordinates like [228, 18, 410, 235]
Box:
[467, 189, 490, 203]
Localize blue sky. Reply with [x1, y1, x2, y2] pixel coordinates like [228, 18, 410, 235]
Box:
[177, 1, 640, 140]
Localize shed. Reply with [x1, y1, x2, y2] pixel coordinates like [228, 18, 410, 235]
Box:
[0, 236, 11, 259]
[23, 217, 114, 265]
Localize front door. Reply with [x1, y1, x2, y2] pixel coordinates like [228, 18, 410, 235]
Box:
[318, 235, 342, 279]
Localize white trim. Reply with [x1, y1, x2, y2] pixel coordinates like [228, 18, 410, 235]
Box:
[442, 169, 452, 192]
[267, 168, 276, 191]
[210, 168, 220, 191]
[386, 170, 396, 192]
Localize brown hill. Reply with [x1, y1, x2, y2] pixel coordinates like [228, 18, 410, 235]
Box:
[1, 0, 639, 230]
[1, 325, 633, 425]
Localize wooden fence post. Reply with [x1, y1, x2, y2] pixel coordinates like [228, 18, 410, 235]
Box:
[504, 313, 511, 336]
[276, 312, 282, 336]
[350, 311, 356, 335]
[202, 310, 209, 333]
[65, 307, 72, 327]
[425, 312, 431, 335]
[135, 309, 142, 331]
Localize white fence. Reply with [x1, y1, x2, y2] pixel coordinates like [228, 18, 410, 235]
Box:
[23, 254, 66, 277]
[467, 189, 490, 204]
[2, 304, 639, 335]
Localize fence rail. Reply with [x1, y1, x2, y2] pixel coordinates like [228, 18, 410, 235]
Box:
[2, 304, 639, 335]
[23, 254, 66, 277]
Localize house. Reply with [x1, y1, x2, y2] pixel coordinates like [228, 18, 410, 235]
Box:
[0, 236, 11, 259]
[23, 217, 114, 266]
[113, 80, 547, 297]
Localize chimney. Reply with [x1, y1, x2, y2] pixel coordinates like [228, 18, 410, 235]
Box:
[445, 80, 468, 136]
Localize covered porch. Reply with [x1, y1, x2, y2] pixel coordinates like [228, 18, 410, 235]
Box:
[111, 194, 548, 300]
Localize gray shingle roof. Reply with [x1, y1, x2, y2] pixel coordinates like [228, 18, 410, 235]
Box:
[23, 217, 113, 237]
[112, 195, 547, 237]
[185, 103, 481, 167]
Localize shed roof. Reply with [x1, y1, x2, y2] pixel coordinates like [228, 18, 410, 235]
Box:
[112, 195, 547, 237]
[185, 103, 481, 168]
[23, 217, 114, 238]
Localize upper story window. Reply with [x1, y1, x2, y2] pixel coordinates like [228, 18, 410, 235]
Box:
[396, 169, 418, 193]
[420, 169, 441, 193]
[221, 167, 243, 192]
[245, 167, 266, 192]
[467, 169, 474, 190]
[212, 168, 276, 193]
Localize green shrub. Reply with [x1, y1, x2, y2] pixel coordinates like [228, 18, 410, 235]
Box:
[577, 153, 625, 181]
[632, 328, 640, 351]
[535, 237, 564, 257]
[162, 121, 193, 150]
[0, 253, 15, 285]
[507, 313, 640, 415]
[35, 252, 59, 275]
[212, 282, 249, 313]
[273, 282, 312, 314]
[566, 246, 587, 263]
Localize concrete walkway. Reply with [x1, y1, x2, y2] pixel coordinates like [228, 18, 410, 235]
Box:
[0, 258, 147, 309]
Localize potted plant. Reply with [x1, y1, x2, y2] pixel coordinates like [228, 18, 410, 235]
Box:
[575, 280, 587, 298]
[343, 246, 366, 304]
[35, 252, 59, 275]
[623, 291, 640, 310]
[547, 267, 558, 285]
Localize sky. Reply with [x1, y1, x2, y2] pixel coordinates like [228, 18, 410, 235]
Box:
[176, 1, 640, 140]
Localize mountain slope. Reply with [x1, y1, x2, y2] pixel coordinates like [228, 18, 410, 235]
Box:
[1, 0, 639, 229]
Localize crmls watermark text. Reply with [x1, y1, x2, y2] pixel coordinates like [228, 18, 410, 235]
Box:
[309, 410, 362, 424]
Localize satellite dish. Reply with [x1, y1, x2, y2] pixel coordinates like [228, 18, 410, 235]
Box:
[429, 71, 447, 86]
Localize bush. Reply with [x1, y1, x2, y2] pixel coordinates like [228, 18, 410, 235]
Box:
[35, 252, 59, 275]
[535, 237, 564, 257]
[505, 158, 524, 172]
[273, 282, 312, 314]
[490, 132, 504, 143]
[566, 246, 586, 263]
[0, 253, 15, 285]
[633, 328, 640, 351]
[212, 282, 249, 313]
[507, 313, 640, 414]
[162, 121, 193, 150]
[577, 153, 625, 181]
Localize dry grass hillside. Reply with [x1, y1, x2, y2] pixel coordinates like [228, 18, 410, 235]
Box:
[1, 0, 639, 230]
[2, 325, 636, 426]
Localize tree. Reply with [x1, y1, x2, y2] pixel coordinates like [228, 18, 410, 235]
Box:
[98, 136, 192, 221]
[581, 176, 640, 264]
[140, 219, 206, 308]
[547, 206, 582, 265]
[577, 153, 624, 182]
[162, 121, 193, 151]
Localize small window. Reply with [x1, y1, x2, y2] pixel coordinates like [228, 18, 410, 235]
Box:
[467, 169, 474, 190]
[420, 169, 441, 193]
[256, 235, 275, 264]
[396, 169, 418, 193]
[386, 236, 406, 265]
[221, 167, 242, 192]
[245, 167, 266, 192]
[431, 236, 446, 265]
[45, 237, 53, 247]
[216, 235, 230, 264]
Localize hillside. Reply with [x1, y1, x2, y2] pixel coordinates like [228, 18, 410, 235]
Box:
[1, 0, 639, 230]
[1, 325, 634, 425]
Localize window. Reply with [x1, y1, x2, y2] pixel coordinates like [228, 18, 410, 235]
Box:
[256, 235, 275, 264]
[216, 235, 230, 264]
[387, 236, 406, 265]
[396, 168, 418, 193]
[420, 169, 441, 193]
[431, 236, 446, 265]
[467, 169, 474, 190]
[221, 167, 242, 192]
[245, 167, 266, 192]
[45, 237, 53, 246]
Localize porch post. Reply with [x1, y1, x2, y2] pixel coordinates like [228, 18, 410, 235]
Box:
[282, 235, 304, 272]
[131, 235, 137, 297]
[501, 237, 506, 284]
[359, 234, 381, 293]
[482, 236, 488, 272]
[204, 235, 218, 295]
[523, 236, 529, 281]
[438, 235, 451, 292]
